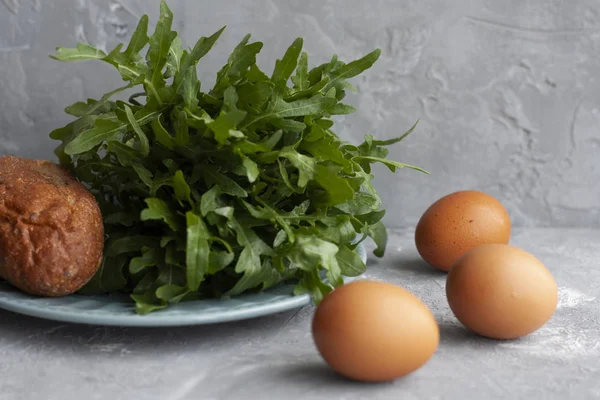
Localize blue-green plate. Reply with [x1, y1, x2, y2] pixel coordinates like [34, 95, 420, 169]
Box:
[0, 243, 366, 327]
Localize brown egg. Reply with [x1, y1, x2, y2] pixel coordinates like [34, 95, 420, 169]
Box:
[415, 190, 511, 272]
[312, 280, 439, 382]
[446, 244, 558, 340]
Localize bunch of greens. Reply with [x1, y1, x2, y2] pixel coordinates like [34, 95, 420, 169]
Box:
[49, 0, 426, 314]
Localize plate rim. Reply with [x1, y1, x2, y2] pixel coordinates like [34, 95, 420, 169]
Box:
[0, 242, 367, 327]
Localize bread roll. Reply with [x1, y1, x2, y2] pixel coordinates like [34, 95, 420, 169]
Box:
[0, 156, 104, 296]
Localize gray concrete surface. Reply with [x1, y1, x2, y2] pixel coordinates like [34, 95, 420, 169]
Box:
[2, 0, 600, 229]
[0, 228, 599, 400]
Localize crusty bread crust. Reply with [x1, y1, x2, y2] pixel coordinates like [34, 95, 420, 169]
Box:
[0, 155, 104, 296]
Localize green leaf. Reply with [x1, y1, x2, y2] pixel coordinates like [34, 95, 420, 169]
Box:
[286, 235, 342, 287]
[131, 293, 167, 314]
[335, 191, 381, 215]
[104, 211, 138, 227]
[124, 104, 150, 156]
[227, 35, 263, 78]
[278, 150, 315, 188]
[141, 198, 181, 231]
[132, 161, 154, 187]
[51, 42, 107, 61]
[129, 247, 160, 274]
[165, 37, 182, 77]
[107, 236, 161, 257]
[146, 0, 177, 104]
[65, 84, 130, 118]
[328, 103, 356, 115]
[322, 49, 382, 93]
[78, 256, 127, 294]
[336, 245, 366, 277]
[171, 26, 225, 97]
[118, 63, 147, 83]
[273, 229, 287, 247]
[64, 118, 125, 155]
[183, 26, 226, 70]
[173, 170, 192, 204]
[372, 119, 419, 146]
[318, 216, 357, 244]
[270, 118, 306, 132]
[107, 140, 137, 166]
[353, 155, 429, 174]
[124, 15, 150, 61]
[366, 220, 388, 257]
[208, 251, 235, 274]
[314, 164, 355, 206]
[201, 166, 248, 198]
[300, 137, 353, 172]
[224, 218, 274, 296]
[271, 38, 303, 85]
[200, 186, 223, 216]
[238, 153, 260, 183]
[185, 212, 210, 291]
[294, 269, 331, 304]
[355, 209, 386, 225]
[151, 115, 175, 149]
[246, 92, 336, 128]
[181, 67, 200, 111]
[291, 51, 309, 90]
[174, 109, 189, 146]
[237, 81, 274, 113]
[213, 34, 263, 95]
[206, 87, 247, 142]
[156, 284, 188, 303]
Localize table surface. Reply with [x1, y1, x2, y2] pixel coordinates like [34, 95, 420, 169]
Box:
[0, 228, 598, 400]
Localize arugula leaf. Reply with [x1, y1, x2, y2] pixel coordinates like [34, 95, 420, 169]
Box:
[291, 52, 309, 91]
[64, 119, 125, 155]
[156, 284, 188, 303]
[51, 42, 107, 61]
[365, 220, 388, 257]
[151, 116, 175, 149]
[353, 155, 429, 174]
[49, 1, 427, 314]
[322, 49, 381, 93]
[140, 198, 181, 231]
[124, 104, 150, 156]
[173, 170, 192, 204]
[182, 26, 225, 71]
[225, 218, 275, 296]
[185, 212, 210, 291]
[287, 235, 343, 289]
[129, 247, 160, 274]
[336, 245, 367, 277]
[124, 15, 150, 61]
[166, 37, 183, 78]
[201, 165, 248, 198]
[131, 292, 167, 314]
[271, 38, 303, 85]
[78, 255, 127, 294]
[145, 0, 177, 105]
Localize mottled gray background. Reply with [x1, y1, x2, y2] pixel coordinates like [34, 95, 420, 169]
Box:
[1, 0, 598, 229]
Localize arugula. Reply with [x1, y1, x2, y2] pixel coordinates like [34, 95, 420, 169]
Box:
[49, 0, 427, 314]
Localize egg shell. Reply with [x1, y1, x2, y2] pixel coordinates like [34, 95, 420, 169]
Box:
[312, 280, 439, 382]
[446, 244, 558, 340]
[415, 190, 511, 272]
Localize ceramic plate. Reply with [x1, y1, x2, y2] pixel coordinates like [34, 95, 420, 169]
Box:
[0, 243, 366, 327]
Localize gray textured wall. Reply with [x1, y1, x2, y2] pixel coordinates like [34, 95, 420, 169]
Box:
[1, 0, 598, 228]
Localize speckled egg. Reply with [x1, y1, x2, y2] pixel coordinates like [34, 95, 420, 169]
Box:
[312, 280, 439, 382]
[446, 244, 558, 339]
[415, 190, 511, 272]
